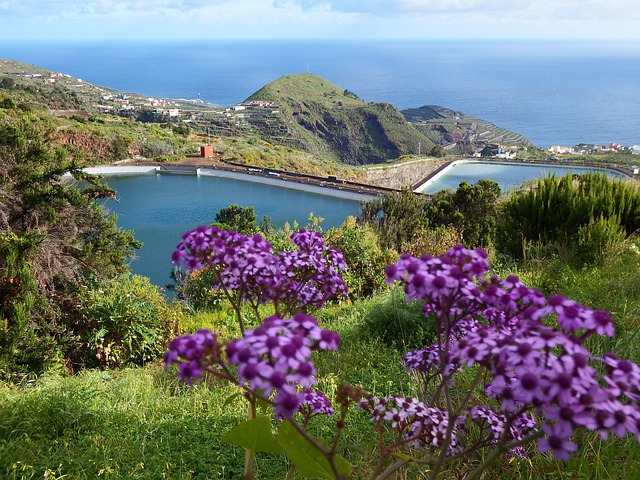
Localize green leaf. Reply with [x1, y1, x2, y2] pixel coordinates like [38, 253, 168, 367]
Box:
[277, 420, 351, 479]
[222, 392, 243, 409]
[220, 416, 283, 454]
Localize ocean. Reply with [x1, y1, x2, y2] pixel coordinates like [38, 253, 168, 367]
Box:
[2, 39, 640, 148]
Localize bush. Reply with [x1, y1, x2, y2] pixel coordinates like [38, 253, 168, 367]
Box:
[171, 266, 227, 312]
[360, 285, 435, 349]
[575, 214, 627, 265]
[324, 217, 395, 299]
[498, 172, 640, 265]
[75, 276, 184, 368]
[401, 224, 464, 257]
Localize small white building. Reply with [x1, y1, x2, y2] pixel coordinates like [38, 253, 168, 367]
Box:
[548, 146, 574, 155]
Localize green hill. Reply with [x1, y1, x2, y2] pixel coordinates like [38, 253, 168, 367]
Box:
[244, 73, 435, 165]
[402, 105, 532, 155]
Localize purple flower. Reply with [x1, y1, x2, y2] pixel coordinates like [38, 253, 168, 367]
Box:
[226, 314, 340, 418]
[274, 390, 304, 419]
[164, 329, 221, 384]
[177, 361, 202, 385]
[387, 245, 640, 462]
[299, 389, 333, 417]
[358, 396, 459, 454]
[172, 227, 347, 313]
[538, 423, 577, 461]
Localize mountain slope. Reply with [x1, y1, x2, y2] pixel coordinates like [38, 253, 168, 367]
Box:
[402, 105, 532, 155]
[245, 73, 435, 165]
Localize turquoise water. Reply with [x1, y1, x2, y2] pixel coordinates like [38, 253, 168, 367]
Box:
[417, 162, 626, 194]
[103, 173, 362, 289]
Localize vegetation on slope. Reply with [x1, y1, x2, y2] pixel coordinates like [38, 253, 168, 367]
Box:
[0, 109, 185, 378]
[403, 105, 533, 155]
[246, 73, 435, 165]
[0, 72, 200, 165]
[2, 128, 640, 477]
[4, 56, 640, 480]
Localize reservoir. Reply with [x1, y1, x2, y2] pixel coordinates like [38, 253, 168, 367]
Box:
[98, 162, 628, 289]
[101, 170, 364, 289]
[416, 161, 626, 194]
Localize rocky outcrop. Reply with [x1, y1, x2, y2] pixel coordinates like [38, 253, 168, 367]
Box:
[57, 132, 113, 159]
[55, 132, 143, 161]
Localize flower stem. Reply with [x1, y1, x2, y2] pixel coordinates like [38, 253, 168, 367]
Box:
[244, 395, 257, 480]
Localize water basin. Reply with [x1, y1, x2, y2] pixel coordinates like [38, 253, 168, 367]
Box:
[416, 161, 626, 194]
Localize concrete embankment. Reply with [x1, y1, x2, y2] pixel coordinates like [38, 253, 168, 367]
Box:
[80, 164, 386, 202]
[361, 158, 448, 190]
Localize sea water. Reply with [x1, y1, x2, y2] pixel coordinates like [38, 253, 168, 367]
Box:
[2, 39, 640, 148]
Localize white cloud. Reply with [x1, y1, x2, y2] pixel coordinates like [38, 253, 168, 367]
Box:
[277, 0, 530, 14]
[0, 0, 638, 39]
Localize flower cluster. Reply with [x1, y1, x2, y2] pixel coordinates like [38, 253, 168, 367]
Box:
[164, 313, 339, 419]
[167, 230, 640, 475]
[226, 313, 340, 418]
[172, 226, 280, 306]
[386, 244, 640, 461]
[470, 406, 537, 459]
[358, 395, 460, 454]
[164, 329, 222, 385]
[276, 229, 348, 310]
[299, 388, 334, 417]
[172, 226, 347, 312]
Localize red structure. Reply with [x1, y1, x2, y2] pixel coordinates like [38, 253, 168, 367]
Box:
[200, 145, 214, 158]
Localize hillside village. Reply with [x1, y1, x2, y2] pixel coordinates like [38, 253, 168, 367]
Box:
[549, 142, 640, 156]
[3, 61, 639, 167]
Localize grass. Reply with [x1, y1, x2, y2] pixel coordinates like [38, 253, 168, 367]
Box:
[0, 292, 409, 480]
[0, 368, 261, 479]
[3, 250, 640, 479]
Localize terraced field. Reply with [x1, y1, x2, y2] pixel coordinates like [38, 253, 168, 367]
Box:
[402, 105, 532, 151]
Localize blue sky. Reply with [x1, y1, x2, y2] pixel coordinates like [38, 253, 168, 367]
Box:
[0, 0, 639, 41]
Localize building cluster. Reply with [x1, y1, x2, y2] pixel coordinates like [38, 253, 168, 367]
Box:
[95, 91, 183, 116]
[472, 144, 523, 159]
[8, 71, 73, 82]
[549, 143, 640, 155]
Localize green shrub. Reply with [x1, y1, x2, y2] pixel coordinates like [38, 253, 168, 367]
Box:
[360, 285, 435, 349]
[499, 172, 640, 265]
[401, 224, 464, 257]
[75, 276, 184, 368]
[575, 214, 627, 265]
[172, 266, 227, 312]
[213, 204, 258, 234]
[324, 217, 396, 299]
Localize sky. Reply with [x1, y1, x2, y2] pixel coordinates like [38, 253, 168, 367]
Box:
[0, 0, 639, 41]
